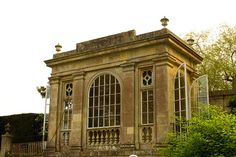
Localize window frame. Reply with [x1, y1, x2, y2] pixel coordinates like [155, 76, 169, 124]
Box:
[87, 73, 121, 129]
[140, 68, 154, 125]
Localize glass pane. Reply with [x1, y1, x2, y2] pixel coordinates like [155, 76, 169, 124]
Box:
[89, 88, 93, 97]
[110, 95, 115, 104]
[181, 88, 185, 99]
[94, 107, 98, 116]
[105, 96, 109, 105]
[99, 107, 103, 116]
[148, 90, 153, 100]
[111, 84, 115, 94]
[95, 78, 99, 86]
[89, 98, 93, 107]
[111, 75, 115, 84]
[100, 97, 104, 106]
[142, 113, 147, 124]
[148, 78, 152, 85]
[88, 118, 93, 127]
[180, 77, 185, 87]
[142, 91, 147, 101]
[99, 117, 103, 127]
[105, 85, 109, 94]
[94, 97, 98, 106]
[95, 87, 98, 96]
[142, 102, 147, 112]
[149, 113, 153, 123]
[143, 80, 147, 86]
[89, 107, 93, 117]
[100, 85, 104, 95]
[100, 75, 104, 85]
[116, 116, 120, 125]
[110, 116, 114, 126]
[105, 117, 109, 126]
[175, 101, 179, 112]
[175, 79, 178, 89]
[110, 105, 114, 115]
[105, 75, 110, 85]
[181, 99, 186, 111]
[105, 106, 109, 116]
[143, 71, 147, 77]
[116, 94, 120, 104]
[181, 111, 186, 119]
[175, 111, 180, 117]
[175, 90, 179, 100]
[116, 105, 120, 115]
[116, 84, 120, 93]
[94, 118, 98, 127]
[149, 102, 153, 112]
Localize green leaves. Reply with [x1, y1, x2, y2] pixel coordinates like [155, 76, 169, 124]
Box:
[185, 25, 236, 90]
[161, 106, 236, 157]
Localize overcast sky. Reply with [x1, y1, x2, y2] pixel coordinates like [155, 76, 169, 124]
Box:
[0, 0, 235, 116]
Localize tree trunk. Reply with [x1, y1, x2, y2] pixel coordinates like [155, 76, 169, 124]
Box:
[232, 78, 236, 90]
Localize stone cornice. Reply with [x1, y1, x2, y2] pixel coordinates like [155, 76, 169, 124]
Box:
[45, 28, 202, 67]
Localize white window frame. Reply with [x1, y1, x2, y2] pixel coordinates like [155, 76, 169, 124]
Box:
[190, 75, 209, 118]
[88, 73, 121, 128]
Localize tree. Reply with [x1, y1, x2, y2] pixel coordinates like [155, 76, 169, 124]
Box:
[228, 96, 236, 115]
[161, 106, 236, 157]
[186, 25, 236, 90]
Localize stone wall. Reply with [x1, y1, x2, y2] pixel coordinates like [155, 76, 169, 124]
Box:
[209, 90, 236, 111]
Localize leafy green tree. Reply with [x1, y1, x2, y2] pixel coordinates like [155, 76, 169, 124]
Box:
[161, 106, 236, 157]
[186, 25, 236, 90]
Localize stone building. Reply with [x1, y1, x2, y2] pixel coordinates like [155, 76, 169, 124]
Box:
[44, 18, 203, 157]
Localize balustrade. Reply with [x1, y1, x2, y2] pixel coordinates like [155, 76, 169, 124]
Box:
[61, 130, 70, 145]
[141, 126, 152, 143]
[87, 128, 120, 146]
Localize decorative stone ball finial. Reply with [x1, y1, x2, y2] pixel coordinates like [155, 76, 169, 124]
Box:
[187, 38, 195, 46]
[160, 16, 169, 28]
[5, 123, 11, 134]
[55, 43, 62, 53]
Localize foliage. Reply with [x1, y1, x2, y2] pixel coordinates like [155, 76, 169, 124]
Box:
[228, 96, 236, 115]
[0, 113, 44, 147]
[161, 106, 236, 157]
[186, 25, 236, 90]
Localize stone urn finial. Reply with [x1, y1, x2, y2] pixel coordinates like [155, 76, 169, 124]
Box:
[55, 43, 62, 53]
[187, 38, 195, 46]
[160, 16, 169, 28]
[5, 123, 11, 134]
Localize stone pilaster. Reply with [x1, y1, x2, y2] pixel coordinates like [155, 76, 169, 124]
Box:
[154, 63, 173, 145]
[69, 72, 85, 151]
[45, 77, 61, 153]
[1, 124, 12, 157]
[120, 63, 135, 149]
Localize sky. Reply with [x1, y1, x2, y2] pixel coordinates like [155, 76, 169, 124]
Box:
[0, 0, 235, 116]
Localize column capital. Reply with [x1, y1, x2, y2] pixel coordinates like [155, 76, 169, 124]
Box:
[73, 71, 85, 81]
[48, 76, 60, 85]
[121, 62, 135, 72]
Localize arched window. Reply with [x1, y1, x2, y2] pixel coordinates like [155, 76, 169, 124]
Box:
[88, 74, 121, 128]
[174, 63, 188, 132]
[190, 75, 209, 118]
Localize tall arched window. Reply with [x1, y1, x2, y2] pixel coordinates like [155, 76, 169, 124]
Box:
[88, 74, 121, 128]
[174, 63, 188, 132]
